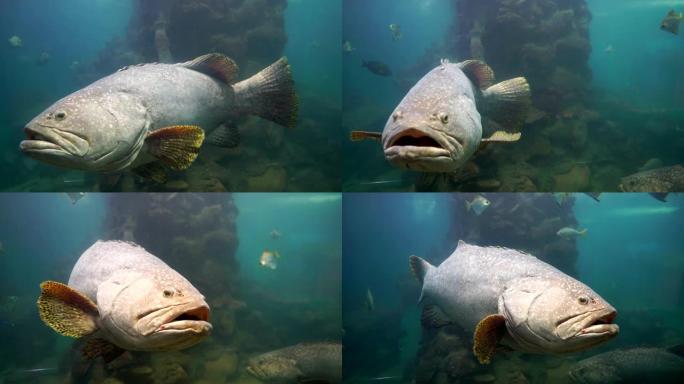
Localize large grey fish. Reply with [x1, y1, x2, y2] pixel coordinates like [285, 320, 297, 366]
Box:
[37, 240, 211, 361]
[661, 10, 684, 35]
[410, 241, 618, 364]
[351, 59, 530, 173]
[20, 53, 297, 182]
[568, 346, 684, 384]
[246, 341, 342, 383]
[619, 165, 684, 193]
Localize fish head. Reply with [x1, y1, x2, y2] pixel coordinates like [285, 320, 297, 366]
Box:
[246, 352, 301, 381]
[98, 271, 212, 351]
[21, 89, 149, 172]
[382, 73, 481, 173]
[500, 277, 618, 354]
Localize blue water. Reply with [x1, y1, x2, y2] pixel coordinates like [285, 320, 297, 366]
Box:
[343, 192, 684, 382]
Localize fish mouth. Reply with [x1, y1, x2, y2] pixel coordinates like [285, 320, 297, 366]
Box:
[20, 125, 89, 158]
[384, 128, 459, 171]
[577, 310, 618, 337]
[152, 304, 212, 335]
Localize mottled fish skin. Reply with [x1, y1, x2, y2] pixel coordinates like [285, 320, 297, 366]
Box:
[69, 240, 211, 351]
[619, 165, 684, 193]
[20, 56, 295, 173]
[568, 347, 684, 384]
[382, 61, 481, 173]
[415, 241, 618, 355]
[246, 341, 342, 383]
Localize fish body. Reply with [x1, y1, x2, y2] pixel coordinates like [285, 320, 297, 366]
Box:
[8, 35, 22, 47]
[465, 195, 490, 215]
[20, 54, 297, 178]
[362, 60, 392, 76]
[247, 341, 342, 383]
[410, 241, 618, 364]
[619, 165, 684, 192]
[366, 288, 375, 311]
[37, 241, 211, 357]
[270, 229, 282, 239]
[260, 250, 279, 270]
[568, 347, 684, 384]
[389, 24, 402, 41]
[342, 40, 355, 53]
[661, 10, 684, 34]
[355, 60, 529, 174]
[557, 227, 588, 238]
[66, 192, 86, 205]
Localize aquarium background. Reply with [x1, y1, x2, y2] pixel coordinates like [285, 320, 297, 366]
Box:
[342, 193, 684, 383]
[0, 192, 341, 383]
[343, 0, 684, 192]
[0, 0, 341, 192]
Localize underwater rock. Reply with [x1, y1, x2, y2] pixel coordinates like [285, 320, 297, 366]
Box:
[246, 166, 288, 191]
[554, 165, 590, 190]
[203, 351, 239, 381]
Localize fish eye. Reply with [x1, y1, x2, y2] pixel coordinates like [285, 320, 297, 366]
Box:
[578, 296, 589, 305]
[439, 113, 449, 124]
[54, 111, 67, 121]
[163, 289, 173, 298]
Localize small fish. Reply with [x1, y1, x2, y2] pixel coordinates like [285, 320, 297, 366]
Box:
[465, 195, 491, 216]
[247, 342, 342, 383]
[661, 10, 684, 35]
[362, 60, 392, 76]
[603, 45, 614, 54]
[389, 24, 402, 41]
[8, 35, 22, 47]
[37, 241, 212, 362]
[20, 54, 297, 183]
[554, 192, 572, 206]
[65, 192, 86, 205]
[351, 59, 529, 174]
[583, 193, 601, 202]
[557, 227, 588, 238]
[568, 346, 684, 384]
[260, 250, 280, 270]
[342, 40, 355, 53]
[366, 288, 375, 311]
[619, 165, 684, 193]
[269, 229, 282, 239]
[36, 52, 51, 66]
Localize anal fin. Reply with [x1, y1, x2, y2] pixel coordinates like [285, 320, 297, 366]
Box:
[145, 125, 205, 170]
[473, 314, 507, 364]
[83, 337, 126, 363]
[421, 304, 452, 328]
[132, 162, 168, 184]
[207, 123, 240, 148]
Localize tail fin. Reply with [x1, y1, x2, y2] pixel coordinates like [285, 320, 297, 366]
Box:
[233, 57, 298, 128]
[579, 228, 588, 237]
[482, 77, 531, 129]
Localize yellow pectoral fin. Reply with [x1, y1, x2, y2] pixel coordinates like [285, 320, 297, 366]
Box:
[37, 281, 99, 338]
[146, 125, 205, 170]
[473, 314, 507, 364]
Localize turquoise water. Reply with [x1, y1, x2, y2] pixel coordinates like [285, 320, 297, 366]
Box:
[0, 0, 341, 192]
[343, 0, 684, 192]
[343, 193, 684, 383]
[0, 193, 341, 383]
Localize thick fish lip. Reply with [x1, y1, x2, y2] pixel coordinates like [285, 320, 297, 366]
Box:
[577, 310, 618, 337]
[154, 304, 212, 334]
[20, 125, 88, 157]
[385, 128, 455, 155]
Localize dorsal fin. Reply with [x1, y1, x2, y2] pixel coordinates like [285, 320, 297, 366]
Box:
[182, 53, 239, 84]
[459, 60, 495, 90]
[667, 9, 676, 16]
